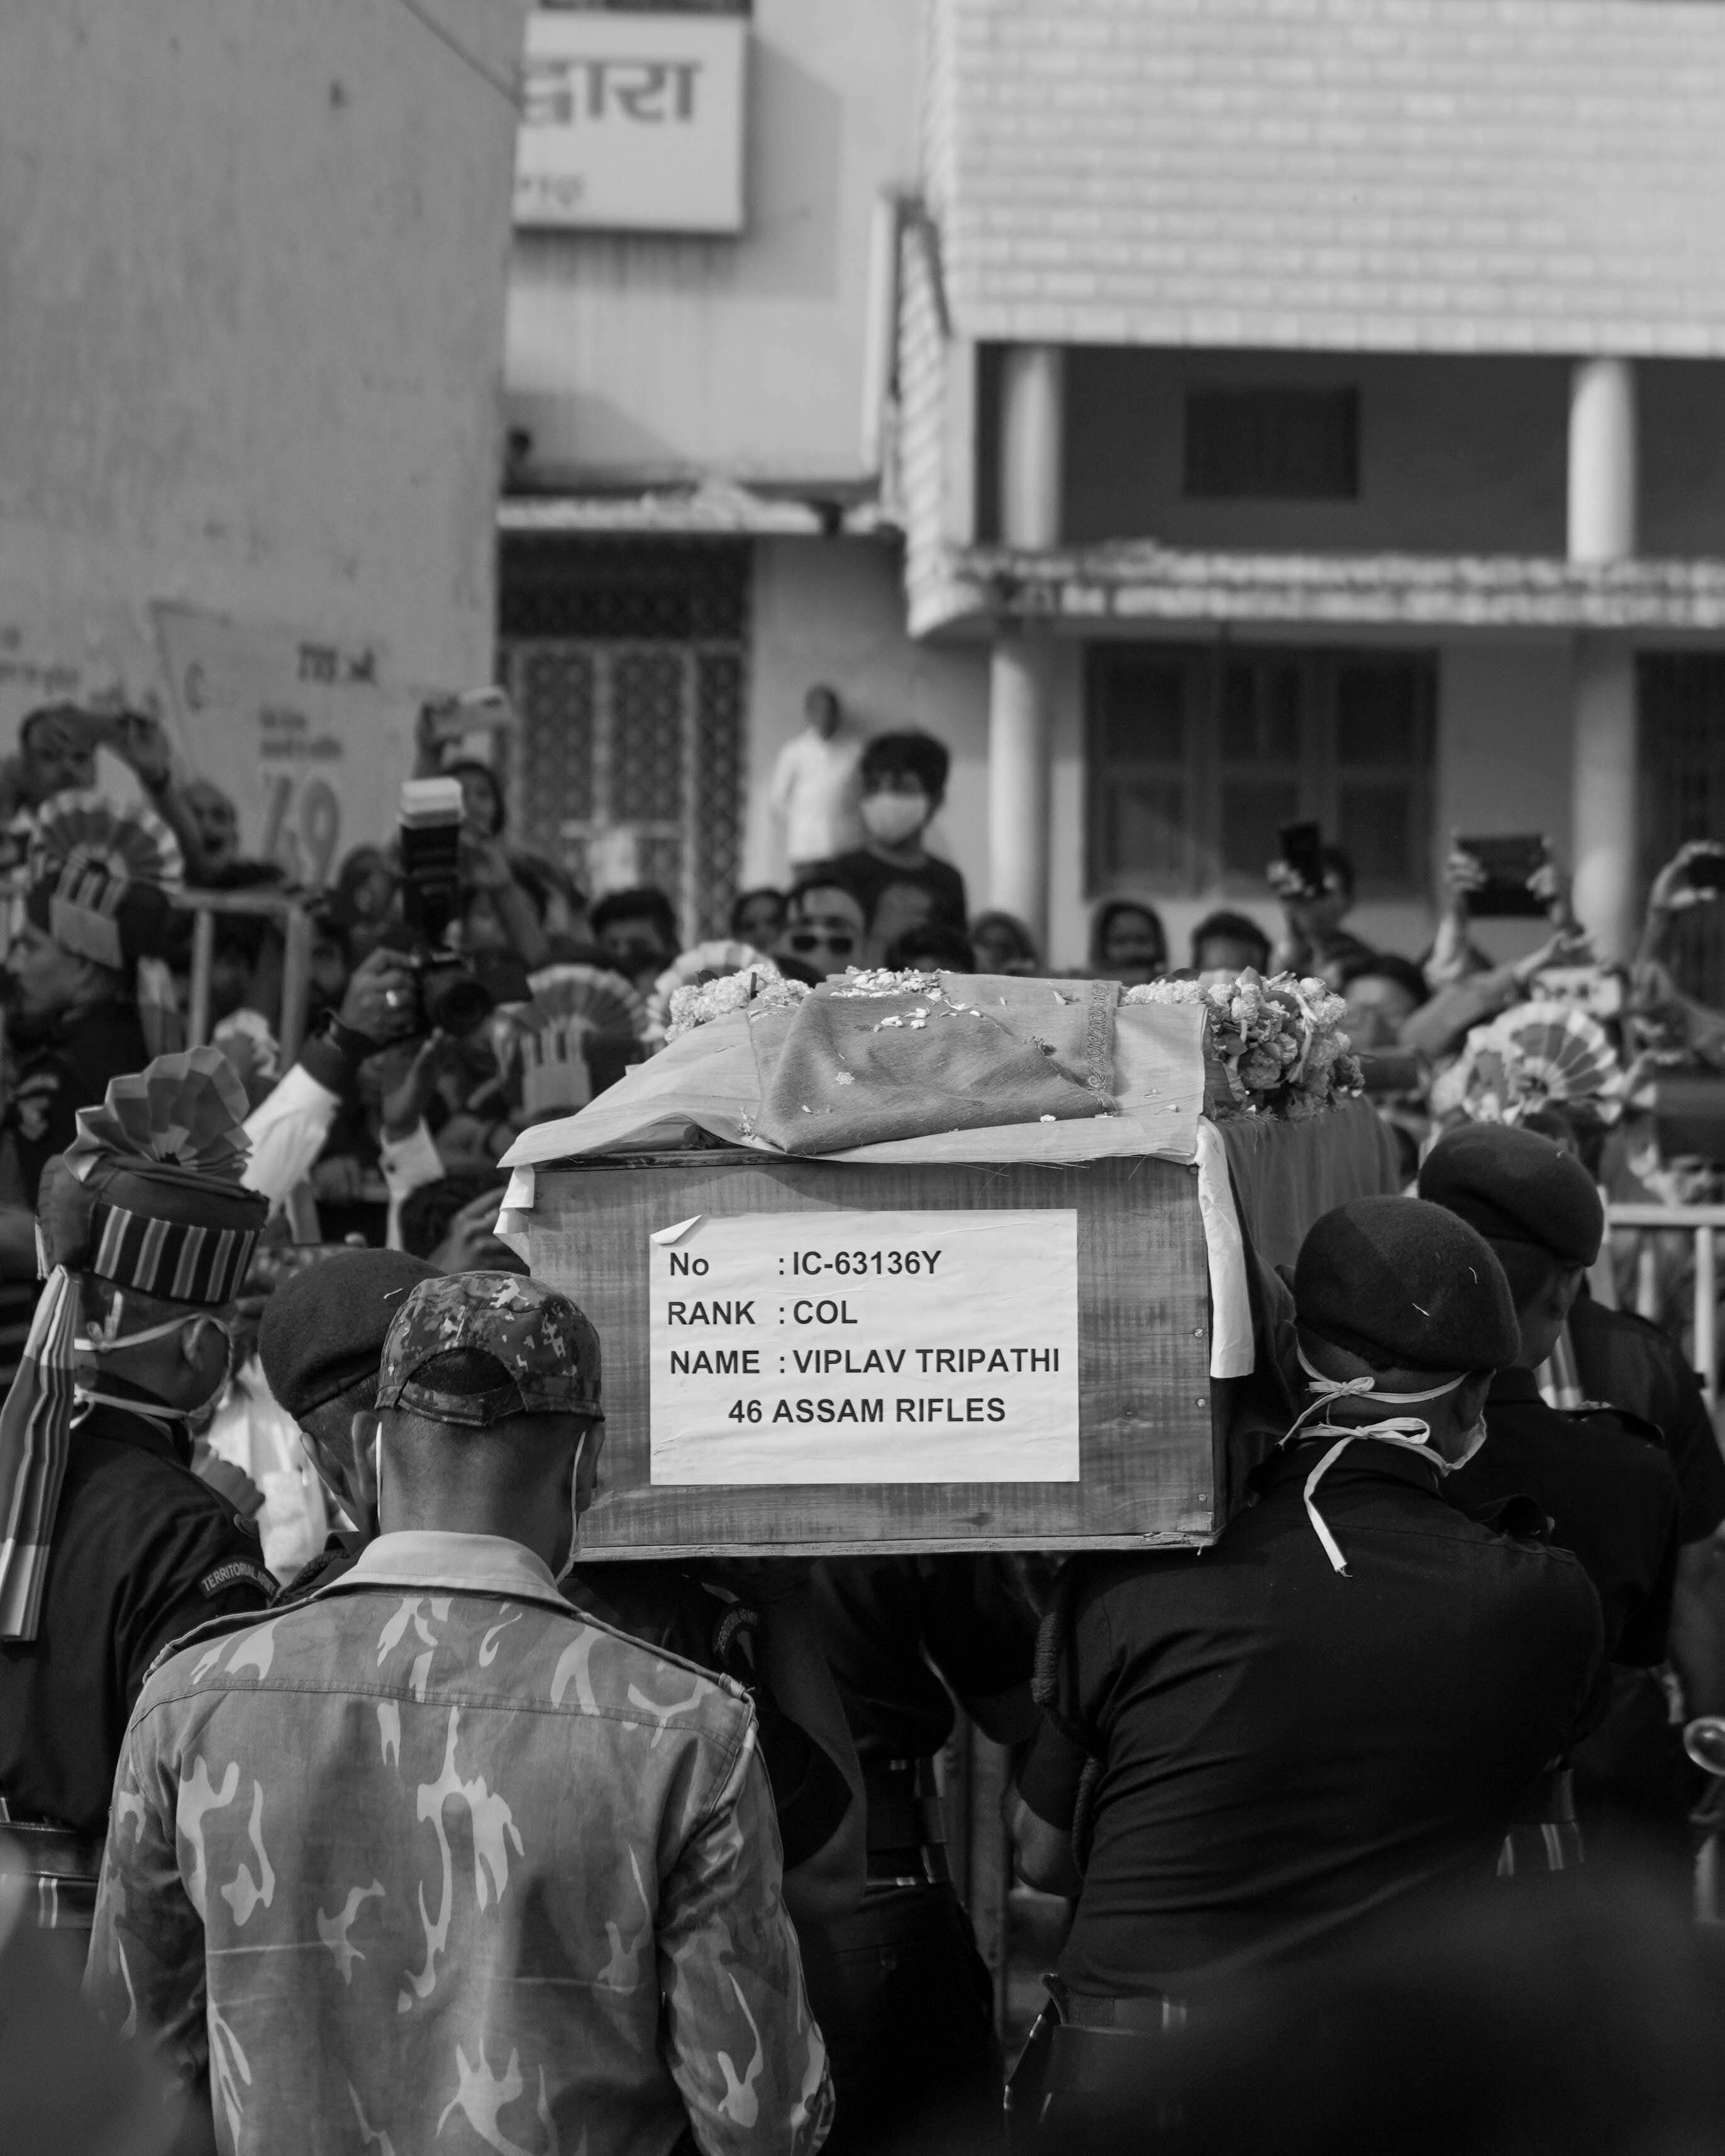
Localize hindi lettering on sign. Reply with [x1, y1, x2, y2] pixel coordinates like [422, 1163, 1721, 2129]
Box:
[522, 57, 702, 128]
[514, 12, 746, 234]
[648, 1210, 1082, 1486]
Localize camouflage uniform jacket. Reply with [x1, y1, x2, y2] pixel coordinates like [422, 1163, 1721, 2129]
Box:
[84, 1530, 834, 2156]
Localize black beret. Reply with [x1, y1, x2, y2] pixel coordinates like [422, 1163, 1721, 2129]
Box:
[1417, 1122, 1604, 1268]
[258, 1249, 440, 1419]
[1294, 1195, 1519, 1374]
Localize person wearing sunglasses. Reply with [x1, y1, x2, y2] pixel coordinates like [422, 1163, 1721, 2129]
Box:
[774, 876, 868, 980]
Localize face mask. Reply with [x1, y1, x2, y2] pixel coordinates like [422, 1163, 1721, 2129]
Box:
[1452, 1413, 1489, 1469]
[74, 1308, 233, 1420]
[861, 793, 928, 846]
[556, 1432, 588, 1583]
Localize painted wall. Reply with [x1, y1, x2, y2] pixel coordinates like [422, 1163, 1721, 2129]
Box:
[0, 0, 526, 834]
[506, 0, 923, 487]
[1045, 350, 1725, 559]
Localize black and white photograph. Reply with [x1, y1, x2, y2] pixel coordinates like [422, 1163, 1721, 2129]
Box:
[4, 4, 1725, 2152]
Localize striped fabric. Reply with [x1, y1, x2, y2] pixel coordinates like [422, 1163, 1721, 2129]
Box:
[86, 1203, 257, 1307]
[0, 1269, 79, 1643]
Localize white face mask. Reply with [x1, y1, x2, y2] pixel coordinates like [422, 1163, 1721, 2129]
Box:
[556, 1432, 588, 1583]
[861, 793, 928, 846]
[1452, 1413, 1489, 1469]
[74, 1308, 233, 1420]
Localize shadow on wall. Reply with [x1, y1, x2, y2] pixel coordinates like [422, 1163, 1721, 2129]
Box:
[736, 33, 843, 305]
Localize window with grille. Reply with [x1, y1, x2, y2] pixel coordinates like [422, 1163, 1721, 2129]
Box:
[1183, 387, 1360, 500]
[497, 537, 748, 941]
[1085, 644, 1434, 900]
[1641, 653, 1725, 1009]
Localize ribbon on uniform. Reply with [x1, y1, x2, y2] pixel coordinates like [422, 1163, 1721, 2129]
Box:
[0, 1266, 80, 1642]
[1280, 1342, 1468, 1579]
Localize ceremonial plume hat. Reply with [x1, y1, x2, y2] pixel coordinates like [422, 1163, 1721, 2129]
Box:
[0, 1049, 265, 1642]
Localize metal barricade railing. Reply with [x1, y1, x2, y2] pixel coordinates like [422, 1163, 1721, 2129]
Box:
[1605, 1203, 1725, 1410]
[0, 877, 314, 1061]
[174, 889, 314, 1061]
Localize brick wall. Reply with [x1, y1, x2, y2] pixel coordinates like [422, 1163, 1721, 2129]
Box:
[934, 0, 1725, 355]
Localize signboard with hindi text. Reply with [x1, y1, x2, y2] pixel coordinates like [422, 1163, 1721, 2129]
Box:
[529, 1150, 1219, 1556]
[514, 11, 746, 233]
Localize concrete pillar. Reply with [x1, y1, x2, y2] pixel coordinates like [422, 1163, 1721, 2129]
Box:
[1568, 357, 1637, 563]
[1571, 634, 1639, 964]
[1567, 360, 1639, 963]
[988, 346, 1064, 947]
[989, 633, 1056, 936]
[999, 345, 1065, 550]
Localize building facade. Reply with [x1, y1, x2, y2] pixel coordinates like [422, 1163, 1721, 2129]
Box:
[499, 0, 1725, 987]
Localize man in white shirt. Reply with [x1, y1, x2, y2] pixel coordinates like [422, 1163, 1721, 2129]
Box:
[768, 685, 865, 878]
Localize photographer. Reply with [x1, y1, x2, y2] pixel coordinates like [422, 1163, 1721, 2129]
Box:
[1426, 839, 1577, 988]
[1267, 840, 1373, 985]
[1401, 844, 1591, 1065]
[241, 946, 419, 1204]
[1634, 839, 1725, 978]
[1624, 841, 1725, 1071]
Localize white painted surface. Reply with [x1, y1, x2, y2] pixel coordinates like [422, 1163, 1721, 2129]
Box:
[1568, 359, 1639, 563]
[506, 0, 923, 485]
[742, 538, 989, 900]
[0, 1, 527, 788]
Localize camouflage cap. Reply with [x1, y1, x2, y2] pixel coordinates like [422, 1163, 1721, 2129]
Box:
[376, 1271, 604, 1429]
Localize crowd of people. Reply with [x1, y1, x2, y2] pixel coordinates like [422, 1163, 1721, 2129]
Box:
[4, 687, 1725, 2155]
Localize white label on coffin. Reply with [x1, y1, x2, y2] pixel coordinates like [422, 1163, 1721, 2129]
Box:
[648, 1209, 1080, 1485]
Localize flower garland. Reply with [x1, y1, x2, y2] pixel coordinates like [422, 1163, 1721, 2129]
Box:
[1124, 968, 1363, 1119]
[665, 967, 810, 1042]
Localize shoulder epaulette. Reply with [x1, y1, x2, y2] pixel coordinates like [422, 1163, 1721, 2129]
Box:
[136, 1595, 281, 1694]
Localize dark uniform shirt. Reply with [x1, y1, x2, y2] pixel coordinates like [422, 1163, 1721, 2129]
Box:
[1446, 1368, 1682, 1667]
[1019, 1442, 1602, 1996]
[0, 1002, 148, 1388]
[0, 1401, 274, 1835]
[1566, 1291, 1725, 1544]
[811, 1553, 1038, 1762]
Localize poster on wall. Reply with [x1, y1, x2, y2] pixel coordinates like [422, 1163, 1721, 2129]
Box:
[153, 602, 417, 888]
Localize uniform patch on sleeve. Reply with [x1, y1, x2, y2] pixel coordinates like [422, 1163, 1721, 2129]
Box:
[199, 1559, 278, 1602]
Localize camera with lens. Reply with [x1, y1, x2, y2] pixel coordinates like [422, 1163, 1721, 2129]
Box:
[396, 778, 496, 1037]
